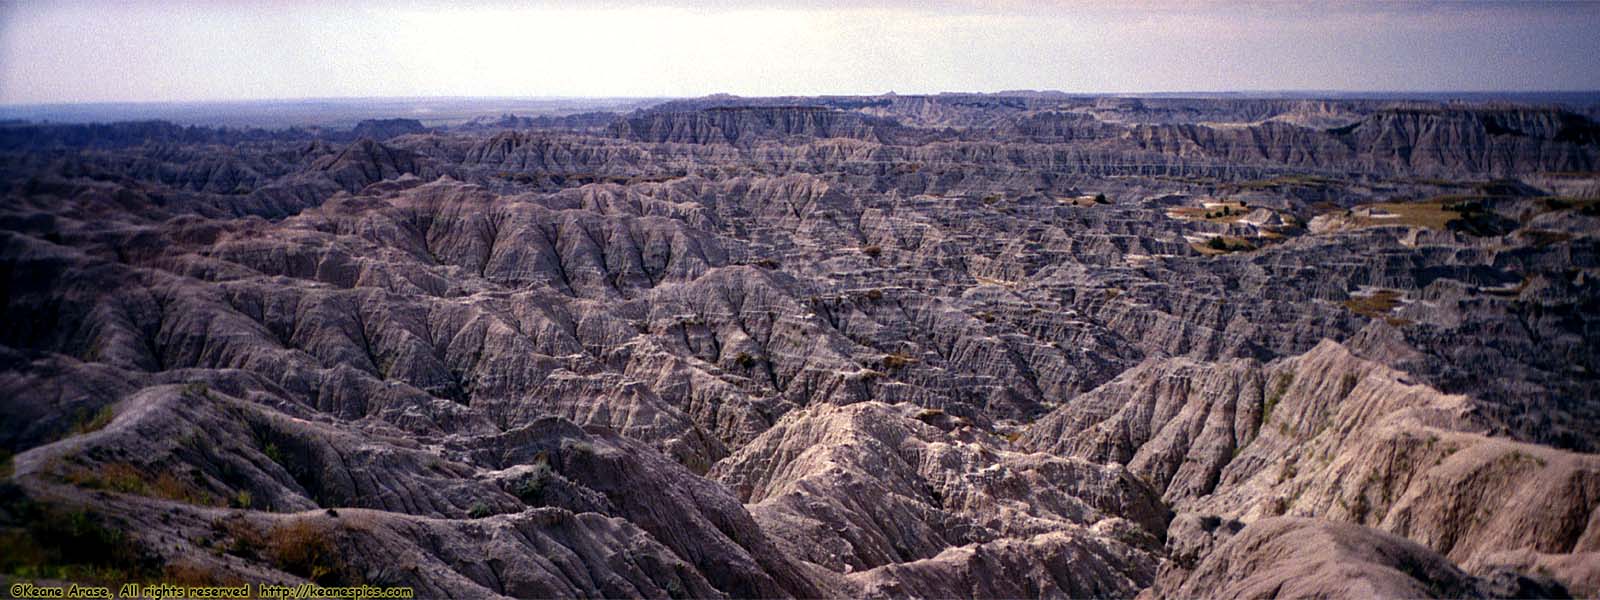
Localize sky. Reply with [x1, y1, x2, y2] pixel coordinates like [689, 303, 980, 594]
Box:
[1, 0, 1598, 104]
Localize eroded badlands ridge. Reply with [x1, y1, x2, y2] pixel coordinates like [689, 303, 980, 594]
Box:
[2, 94, 1598, 598]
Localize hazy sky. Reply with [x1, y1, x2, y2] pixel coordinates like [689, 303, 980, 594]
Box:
[2, 0, 1598, 104]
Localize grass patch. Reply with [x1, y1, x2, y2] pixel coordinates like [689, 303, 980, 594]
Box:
[267, 518, 349, 585]
[467, 502, 492, 519]
[1540, 197, 1600, 216]
[212, 516, 266, 560]
[1339, 196, 1513, 234]
[1343, 290, 1401, 319]
[1167, 201, 1249, 223]
[161, 560, 248, 587]
[1499, 449, 1548, 469]
[63, 462, 146, 494]
[0, 487, 156, 584]
[881, 351, 918, 371]
[1060, 194, 1110, 207]
[1222, 175, 1335, 192]
[71, 405, 117, 436]
[1349, 202, 1460, 229]
[62, 462, 222, 506]
[1522, 230, 1575, 247]
[1192, 236, 1256, 255]
[183, 381, 213, 399]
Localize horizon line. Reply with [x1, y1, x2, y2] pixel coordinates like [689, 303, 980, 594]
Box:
[7, 89, 1600, 109]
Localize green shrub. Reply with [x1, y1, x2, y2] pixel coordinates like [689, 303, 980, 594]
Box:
[72, 405, 116, 435]
[515, 456, 552, 505]
[263, 442, 283, 465]
[734, 352, 757, 369]
[183, 382, 212, 399]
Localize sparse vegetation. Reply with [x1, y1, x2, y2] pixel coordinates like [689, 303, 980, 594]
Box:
[1222, 175, 1335, 192]
[1277, 457, 1299, 484]
[162, 560, 247, 587]
[1168, 200, 1249, 223]
[734, 352, 757, 369]
[63, 461, 223, 506]
[184, 381, 213, 399]
[562, 440, 596, 456]
[1193, 235, 1256, 255]
[63, 461, 147, 494]
[1522, 229, 1574, 247]
[268, 518, 348, 585]
[263, 441, 284, 465]
[515, 462, 553, 505]
[1263, 372, 1293, 425]
[213, 516, 265, 559]
[1266, 496, 1290, 516]
[72, 404, 117, 435]
[0, 491, 156, 584]
[1339, 373, 1360, 398]
[1498, 449, 1548, 469]
[1338, 196, 1512, 234]
[882, 351, 917, 370]
[4, 90, 1596, 598]
[1343, 290, 1402, 319]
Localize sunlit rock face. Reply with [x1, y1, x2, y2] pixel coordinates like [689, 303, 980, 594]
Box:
[2, 93, 1597, 598]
